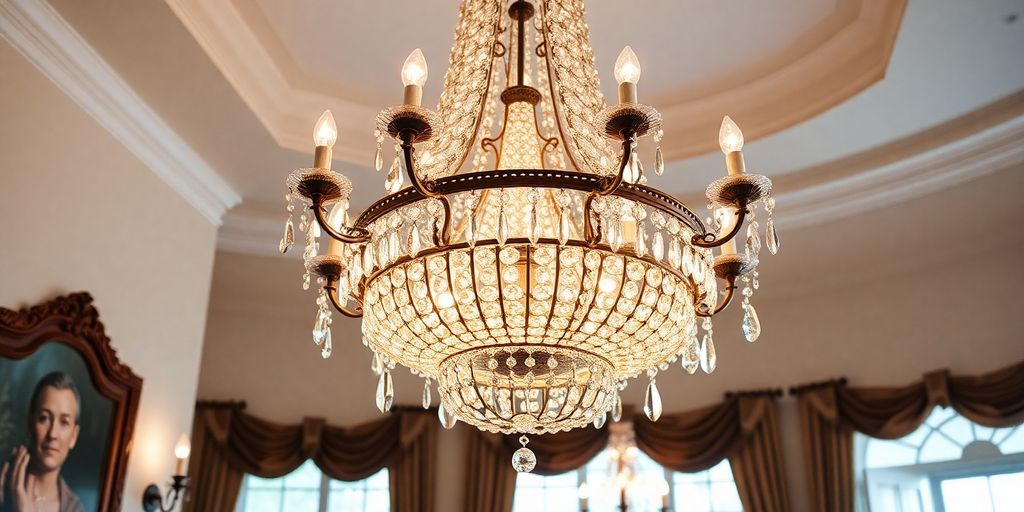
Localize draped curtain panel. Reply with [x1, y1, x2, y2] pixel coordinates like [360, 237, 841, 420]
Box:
[793, 360, 1024, 512]
[636, 392, 791, 512]
[464, 394, 790, 512]
[183, 403, 437, 512]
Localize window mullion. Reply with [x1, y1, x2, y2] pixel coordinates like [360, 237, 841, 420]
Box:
[320, 471, 330, 512]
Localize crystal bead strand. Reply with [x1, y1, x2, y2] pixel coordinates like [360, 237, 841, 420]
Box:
[497, 189, 509, 245]
[465, 192, 480, 247]
[681, 322, 700, 374]
[527, 188, 540, 246]
[312, 287, 332, 358]
[280, 193, 295, 254]
[422, 378, 432, 409]
[741, 274, 761, 342]
[556, 190, 571, 246]
[386, 144, 404, 194]
[699, 317, 717, 374]
[633, 204, 647, 258]
[376, 368, 394, 413]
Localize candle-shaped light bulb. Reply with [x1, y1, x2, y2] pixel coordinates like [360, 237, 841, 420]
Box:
[719, 116, 745, 175]
[614, 46, 641, 104]
[719, 116, 743, 153]
[578, 481, 590, 499]
[614, 46, 642, 85]
[174, 434, 191, 475]
[313, 110, 337, 148]
[401, 48, 428, 87]
[401, 49, 428, 107]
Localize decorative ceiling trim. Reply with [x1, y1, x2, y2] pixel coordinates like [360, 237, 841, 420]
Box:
[219, 105, 1024, 258]
[0, 0, 240, 225]
[167, 0, 906, 166]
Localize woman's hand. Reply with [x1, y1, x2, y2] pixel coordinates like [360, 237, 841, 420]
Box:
[1, 447, 36, 512]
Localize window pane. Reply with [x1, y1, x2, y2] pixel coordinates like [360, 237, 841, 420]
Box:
[990, 472, 1024, 512]
[242, 489, 281, 512]
[246, 476, 283, 489]
[865, 441, 917, 468]
[708, 460, 734, 481]
[674, 481, 711, 511]
[940, 476, 994, 512]
[998, 427, 1024, 455]
[283, 460, 322, 488]
[282, 489, 319, 511]
[918, 433, 962, 463]
[710, 481, 743, 511]
[327, 468, 390, 511]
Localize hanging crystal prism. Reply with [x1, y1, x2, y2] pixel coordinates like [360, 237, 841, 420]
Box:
[611, 391, 623, 422]
[422, 379, 432, 409]
[635, 222, 647, 257]
[528, 205, 540, 246]
[409, 224, 422, 257]
[371, 352, 384, 375]
[699, 334, 717, 374]
[746, 221, 761, 256]
[438, 402, 458, 429]
[386, 148, 404, 194]
[652, 232, 664, 261]
[374, 146, 383, 172]
[681, 337, 700, 374]
[498, 209, 509, 246]
[655, 147, 664, 176]
[593, 411, 607, 429]
[280, 217, 294, 254]
[376, 370, 394, 413]
[644, 378, 663, 421]
[742, 301, 761, 342]
[766, 218, 780, 255]
[466, 212, 477, 247]
[320, 327, 332, 359]
[558, 210, 570, 246]
[608, 220, 621, 252]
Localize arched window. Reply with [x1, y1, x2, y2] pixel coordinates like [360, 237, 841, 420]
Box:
[857, 407, 1024, 512]
[235, 459, 390, 512]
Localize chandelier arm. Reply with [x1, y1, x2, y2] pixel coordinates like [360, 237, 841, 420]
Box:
[400, 134, 452, 245]
[691, 206, 748, 249]
[695, 275, 737, 317]
[325, 283, 364, 318]
[583, 131, 636, 244]
[310, 199, 371, 244]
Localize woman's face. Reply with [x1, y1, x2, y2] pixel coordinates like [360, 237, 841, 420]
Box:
[30, 387, 80, 472]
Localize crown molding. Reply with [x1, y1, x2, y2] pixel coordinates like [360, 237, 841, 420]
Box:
[0, 0, 240, 225]
[167, 0, 905, 166]
[219, 109, 1024, 258]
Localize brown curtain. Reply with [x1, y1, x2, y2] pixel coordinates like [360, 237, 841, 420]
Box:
[183, 403, 436, 512]
[463, 429, 517, 512]
[793, 360, 1024, 512]
[635, 392, 791, 512]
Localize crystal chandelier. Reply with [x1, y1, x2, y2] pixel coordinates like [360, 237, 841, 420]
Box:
[282, 0, 779, 471]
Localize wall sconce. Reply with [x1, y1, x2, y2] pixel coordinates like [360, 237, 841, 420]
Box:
[143, 434, 191, 512]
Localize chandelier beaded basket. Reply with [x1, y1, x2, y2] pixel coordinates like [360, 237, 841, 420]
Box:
[283, 0, 779, 471]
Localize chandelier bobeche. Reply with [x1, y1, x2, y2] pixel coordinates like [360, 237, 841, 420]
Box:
[282, 0, 779, 472]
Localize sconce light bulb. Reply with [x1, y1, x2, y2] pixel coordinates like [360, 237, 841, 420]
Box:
[174, 434, 191, 459]
[614, 46, 642, 85]
[401, 48, 428, 87]
[578, 481, 590, 499]
[313, 110, 337, 148]
[719, 115, 744, 153]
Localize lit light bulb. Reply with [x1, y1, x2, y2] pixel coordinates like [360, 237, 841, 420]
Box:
[313, 110, 337, 148]
[401, 48, 428, 87]
[174, 434, 191, 459]
[718, 116, 743, 154]
[614, 46, 642, 85]
[578, 481, 590, 500]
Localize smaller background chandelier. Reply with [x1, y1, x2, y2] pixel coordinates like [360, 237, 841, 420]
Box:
[283, 0, 779, 471]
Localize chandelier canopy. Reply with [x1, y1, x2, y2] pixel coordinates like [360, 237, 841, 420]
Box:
[282, 0, 779, 472]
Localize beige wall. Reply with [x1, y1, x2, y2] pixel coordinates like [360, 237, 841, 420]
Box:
[198, 165, 1024, 511]
[0, 40, 218, 508]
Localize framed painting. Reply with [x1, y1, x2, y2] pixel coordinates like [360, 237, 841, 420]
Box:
[0, 292, 142, 511]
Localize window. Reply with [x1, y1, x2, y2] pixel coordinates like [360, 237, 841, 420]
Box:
[857, 407, 1024, 512]
[513, 448, 742, 512]
[235, 460, 389, 512]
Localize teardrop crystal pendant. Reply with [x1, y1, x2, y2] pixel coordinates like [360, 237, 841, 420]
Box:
[746, 221, 761, 255]
[374, 145, 383, 172]
[376, 370, 394, 413]
[644, 379, 663, 421]
[386, 157, 404, 194]
[438, 402, 458, 429]
[558, 210, 570, 246]
[742, 302, 761, 342]
[370, 352, 383, 375]
[699, 334, 717, 374]
[655, 147, 665, 176]
[528, 206, 540, 246]
[612, 392, 623, 422]
[593, 411, 607, 429]
[498, 209, 509, 245]
[652, 232, 664, 261]
[422, 379, 432, 409]
[608, 221, 622, 252]
[409, 225, 422, 257]
[667, 238, 681, 269]
[636, 224, 648, 258]
[681, 339, 700, 374]
[766, 218, 780, 255]
[320, 327, 332, 359]
[312, 310, 328, 346]
[279, 217, 295, 254]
